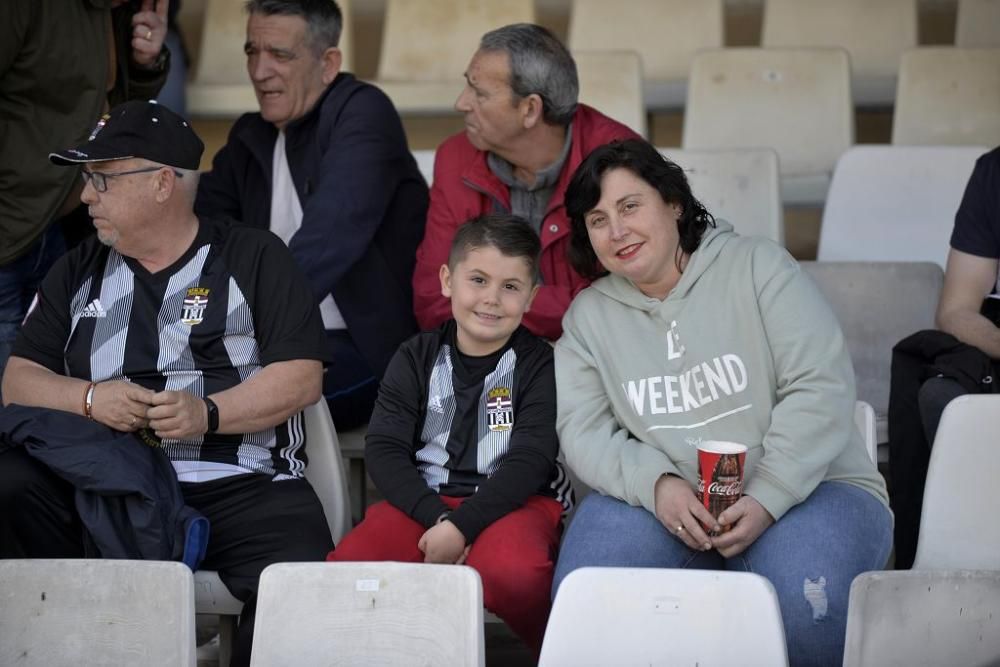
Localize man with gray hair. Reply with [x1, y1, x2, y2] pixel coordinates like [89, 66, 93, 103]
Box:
[413, 23, 639, 340]
[196, 0, 428, 430]
[1, 100, 334, 667]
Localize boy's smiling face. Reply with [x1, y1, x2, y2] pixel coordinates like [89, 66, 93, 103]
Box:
[439, 246, 539, 357]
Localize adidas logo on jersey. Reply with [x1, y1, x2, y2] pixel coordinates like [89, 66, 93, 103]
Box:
[79, 299, 107, 318]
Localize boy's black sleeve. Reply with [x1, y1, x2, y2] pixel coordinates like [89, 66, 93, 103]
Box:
[365, 341, 450, 528]
[447, 343, 559, 543]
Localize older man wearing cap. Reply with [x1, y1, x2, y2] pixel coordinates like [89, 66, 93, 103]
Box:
[0, 100, 334, 667]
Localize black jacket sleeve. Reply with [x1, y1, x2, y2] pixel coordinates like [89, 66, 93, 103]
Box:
[364, 340, 450, 527]
[447, 341, 559, 542]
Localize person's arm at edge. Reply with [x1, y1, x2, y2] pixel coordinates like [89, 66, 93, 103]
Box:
[3, 356, 91, 412]
[555, 307, 680, 514]
[743, 245, 857, 522]
[208, 358, 321, 434]
[936, 249, 1000, 359]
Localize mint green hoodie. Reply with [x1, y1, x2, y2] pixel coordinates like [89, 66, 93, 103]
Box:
[555, 221, 889, 521]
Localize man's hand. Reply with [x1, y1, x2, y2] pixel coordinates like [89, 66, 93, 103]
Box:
[147, 390, 208, 440]
[710, 495, 775, 558]
[130, 0, 169, 69]
[417, 520, 468, 564]
[90, 380, 155, 432]
[653, 474, 717, 552]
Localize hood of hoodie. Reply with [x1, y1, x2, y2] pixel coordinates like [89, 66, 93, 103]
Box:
[590, 220, 738, 310]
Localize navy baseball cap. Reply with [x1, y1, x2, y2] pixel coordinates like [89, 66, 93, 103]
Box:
[50, 100, 204, 170]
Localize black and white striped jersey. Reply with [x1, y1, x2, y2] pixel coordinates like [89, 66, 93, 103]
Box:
[14, 218, 331, 480]
[365, 320, 573, 542]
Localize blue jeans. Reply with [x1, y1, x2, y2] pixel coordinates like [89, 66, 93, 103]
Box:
[553, 482, 892, 667]
[0, 225, 66, 400]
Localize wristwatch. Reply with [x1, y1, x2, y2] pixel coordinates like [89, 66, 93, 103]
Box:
[204, 397, 219, 434]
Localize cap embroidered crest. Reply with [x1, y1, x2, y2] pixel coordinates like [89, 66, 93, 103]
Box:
[88, 114, 111, 142]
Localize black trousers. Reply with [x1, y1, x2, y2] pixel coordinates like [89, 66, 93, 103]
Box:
[0, 447, 333, 667]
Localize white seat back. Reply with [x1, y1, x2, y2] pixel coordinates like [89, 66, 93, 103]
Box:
[187, 0, 353, 117]
[761, 0, 917, 106]
[844, 570, 1000, 667]
[818, 145, 988, 267]
[892, 48, 1000, 146]
[913, 394, 1000, 570]
[800, 261, 944, 451]
[575, 50, 647, 137]
[0, 559, 196, 667]
[567, 0, 724, 108]
[540, 567, 788, 666]
[302, 400, 353, 544]
[660, 147, 783, 244]
[683, 48, 854, 206]
[956, 0, 1000, 47]
[412, 149, 436, 185]
[854, 400, 878, 464]
[251, 562, 486, 666]
[373, 0, 534, 114]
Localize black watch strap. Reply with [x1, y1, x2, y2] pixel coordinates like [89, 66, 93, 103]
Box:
[204, 397, 219, 434]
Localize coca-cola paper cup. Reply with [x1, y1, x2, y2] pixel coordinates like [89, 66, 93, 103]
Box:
[696, 440, 747, 535]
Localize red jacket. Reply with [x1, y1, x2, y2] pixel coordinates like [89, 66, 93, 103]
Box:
[412, 105, 641, 340]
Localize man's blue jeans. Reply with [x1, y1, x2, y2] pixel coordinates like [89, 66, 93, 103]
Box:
[553, 482, 892, 667]
[0, 225, 66, 400]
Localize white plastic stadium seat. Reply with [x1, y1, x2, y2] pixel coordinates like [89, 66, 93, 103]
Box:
[250, 562, 485, 666]
[0, 559, 196, 667]
[683, 48, 853, 206]
[761, 0, 917, 106]
[818, 145, 988, 268]
[956, 0, 1000, 48]
[844, 570, 1000, 667]
[854, 400, 878, 464]
[892, 48, 1000, 146]
[540, 567, 788, 666]
[574, 50, 647, 137]
[913, 394, 1000, 570]
[187, 0, 354, 118]
[659, 147, 783, 245]
[371, 0, 535, 114]
[567, 0, 724, 109]
[412, 149, 436, 185]
[195, 399, 351, 667]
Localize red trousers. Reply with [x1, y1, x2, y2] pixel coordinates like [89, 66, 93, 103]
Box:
[328, 495, 563, 654]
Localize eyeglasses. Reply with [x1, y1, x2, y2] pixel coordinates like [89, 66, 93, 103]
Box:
[80, 166, 183, 193]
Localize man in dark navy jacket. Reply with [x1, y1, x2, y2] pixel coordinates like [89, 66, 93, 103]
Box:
[195, 0, 428, 429]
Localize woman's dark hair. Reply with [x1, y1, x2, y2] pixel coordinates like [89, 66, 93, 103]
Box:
[448, 214, 542, 285]
[565, 139, 715, 280]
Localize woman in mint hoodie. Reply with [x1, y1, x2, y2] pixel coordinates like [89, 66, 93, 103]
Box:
[552, 140, 891, 667]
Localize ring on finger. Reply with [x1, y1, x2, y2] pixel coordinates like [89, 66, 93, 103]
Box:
[130, 415, 137, 427]
[145, 29, 153, 40]
[676, 524, 685, 534]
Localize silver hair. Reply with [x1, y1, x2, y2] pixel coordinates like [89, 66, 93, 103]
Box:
[245, 0, 342, 54]
[479, 23, 578, 127]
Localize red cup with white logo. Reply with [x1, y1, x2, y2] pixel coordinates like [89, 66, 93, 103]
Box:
[696, 440, 747, 535]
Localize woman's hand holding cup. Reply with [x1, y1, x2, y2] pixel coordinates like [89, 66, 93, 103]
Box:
[653, 474, 718, 551]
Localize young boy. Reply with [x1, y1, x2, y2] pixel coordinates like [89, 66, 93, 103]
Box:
[328, 214, 572, 653]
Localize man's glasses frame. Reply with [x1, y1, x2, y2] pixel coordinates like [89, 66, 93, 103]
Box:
[80, 166, 183, 193]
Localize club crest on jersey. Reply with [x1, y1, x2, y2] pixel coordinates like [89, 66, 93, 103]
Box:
[181, 287, 210, 326]
[486, 386, 513, 432]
